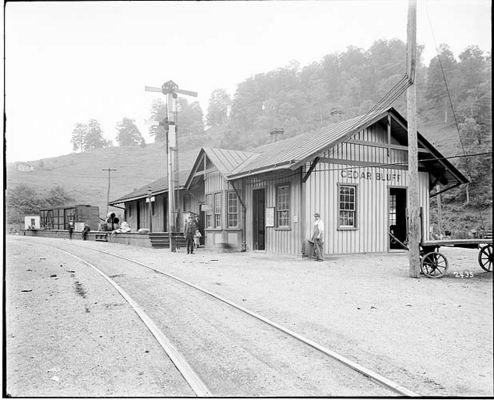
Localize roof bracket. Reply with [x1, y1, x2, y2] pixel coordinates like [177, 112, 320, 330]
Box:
[230, 181, 246, 210]
[429, 175, 442, 191]
[430, 182, 463, 197]
[302, 157, 320, 183]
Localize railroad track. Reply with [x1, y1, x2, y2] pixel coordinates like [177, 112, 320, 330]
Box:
[28, 239, 419, 397]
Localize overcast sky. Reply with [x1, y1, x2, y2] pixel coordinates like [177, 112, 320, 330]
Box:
[4, 0, 491, 163]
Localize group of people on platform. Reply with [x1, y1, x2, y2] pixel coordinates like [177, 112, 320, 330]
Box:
[67, 221, 91, 240]
[66, 212, 323, 260]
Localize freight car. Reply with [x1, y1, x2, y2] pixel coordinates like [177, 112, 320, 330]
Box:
[40, 205, 100, 231]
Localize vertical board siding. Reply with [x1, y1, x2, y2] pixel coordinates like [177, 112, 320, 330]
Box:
[419, 171, 430, 240]
[184, 187, 203, 214]
[153, 194, 166, 232]
[139, 199, 147, 229]
[244, 170, 301, 255]
[305, 132, 431, 255]
[205, 171, 224, 193]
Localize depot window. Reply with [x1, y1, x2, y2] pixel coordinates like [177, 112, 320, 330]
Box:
[338, 184, 358, 229]
[276, 184, 290, 228]
[227, 192, 239, 228]
[214, 192, 222, 228]
[206, 194, 213, 228]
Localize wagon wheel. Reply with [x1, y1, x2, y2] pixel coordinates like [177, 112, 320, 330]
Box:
[421, 251, 449, 278]
[478, 244, 493, 272]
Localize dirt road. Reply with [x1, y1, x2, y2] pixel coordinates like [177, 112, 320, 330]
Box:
[5, 236, 493, 396]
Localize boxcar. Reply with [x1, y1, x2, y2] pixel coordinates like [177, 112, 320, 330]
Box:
[40, 205, 100, 231]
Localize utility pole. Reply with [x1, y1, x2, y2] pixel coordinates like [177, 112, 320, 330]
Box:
[145, 81, 197, 251]
[406, 0, 421, 278]
[102, 168, 117, 216]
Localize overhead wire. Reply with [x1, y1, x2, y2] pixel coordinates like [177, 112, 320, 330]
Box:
[424, 3, 466, 157]
[338, 74, 411, 141]
[424, 3, 485, 227]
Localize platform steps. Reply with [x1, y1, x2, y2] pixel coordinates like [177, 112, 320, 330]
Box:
[149, 233, 186, 249]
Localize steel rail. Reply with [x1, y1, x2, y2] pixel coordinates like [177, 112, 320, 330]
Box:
[55, 247, 212, 397]
[73, 245, 419, 397]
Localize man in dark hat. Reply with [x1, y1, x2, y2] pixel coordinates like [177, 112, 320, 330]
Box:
[68, 220, 74, 239]
[184, 215, 197, 255]
[81, 223, 90, 240]
[311, 212, 324, 261]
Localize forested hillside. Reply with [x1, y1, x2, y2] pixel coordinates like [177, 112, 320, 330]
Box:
[7, 39, 491, 232]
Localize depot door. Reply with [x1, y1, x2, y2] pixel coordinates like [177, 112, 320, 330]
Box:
[253, 189, 265, 250]
[389, 188, 407, 249]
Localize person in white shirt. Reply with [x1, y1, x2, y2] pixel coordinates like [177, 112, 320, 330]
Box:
[312, 213, 324, 261]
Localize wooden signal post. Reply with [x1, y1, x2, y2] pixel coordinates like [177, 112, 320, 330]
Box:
[145, 81, 197, 251]
[102, 168, 117, 216]
[406, 0, 421, 277]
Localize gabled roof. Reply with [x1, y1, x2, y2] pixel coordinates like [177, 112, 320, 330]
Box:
[109, 170, 191, 204]
[111, 147, 256, 204]
[203, 147, 258, 176]
[227, 107, 469, 190]
[184, 147, 257, 189]
[228, 109, 390, 178]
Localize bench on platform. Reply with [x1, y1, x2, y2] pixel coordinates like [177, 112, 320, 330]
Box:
[95, 233, 108, 242]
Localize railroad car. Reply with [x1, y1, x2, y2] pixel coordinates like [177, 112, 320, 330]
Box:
[40, 205, 100, 231]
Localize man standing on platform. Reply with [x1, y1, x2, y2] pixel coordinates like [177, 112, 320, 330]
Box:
[312, 213, 324, 261]
[184, 215, 197, 255]
[68, 220, 74, 239]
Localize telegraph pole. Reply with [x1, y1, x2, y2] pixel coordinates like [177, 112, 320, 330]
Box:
[102, 168, 117, 215]
[145, 81, 197, 251]
[406, 0, 421, 278]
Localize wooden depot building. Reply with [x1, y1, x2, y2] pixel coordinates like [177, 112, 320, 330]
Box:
[110, 107, 468, 255]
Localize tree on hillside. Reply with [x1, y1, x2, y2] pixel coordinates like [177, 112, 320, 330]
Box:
[85, 119, 109, 151]
[457, 46, 486, 102]
[148, 98, 168, 143]
[206, 89, 231, 127]
[71, 123, 86, 152]
[71, 120, 109, 152]
[7, 184, 76, 224]
[457, 117, 492, 206]
[6, 184, 46, 224]
[44, 185, 74, 207]
[148, 98, 205, 141]
[424, 44, 458, 124]
[176, 98, 205, 137]
[116, 118, 145, 147]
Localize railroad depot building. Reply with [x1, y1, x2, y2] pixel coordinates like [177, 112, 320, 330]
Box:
[110, 107, 468, 255]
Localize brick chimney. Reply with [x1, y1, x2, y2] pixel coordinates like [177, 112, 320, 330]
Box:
[270, 128, 284, 143]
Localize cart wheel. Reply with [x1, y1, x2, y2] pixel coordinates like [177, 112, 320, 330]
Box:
[421, 251, 449, 278]
[478, 244, 493, 272]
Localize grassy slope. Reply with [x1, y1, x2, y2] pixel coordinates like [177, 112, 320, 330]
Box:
[6, 142, 201, 219]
